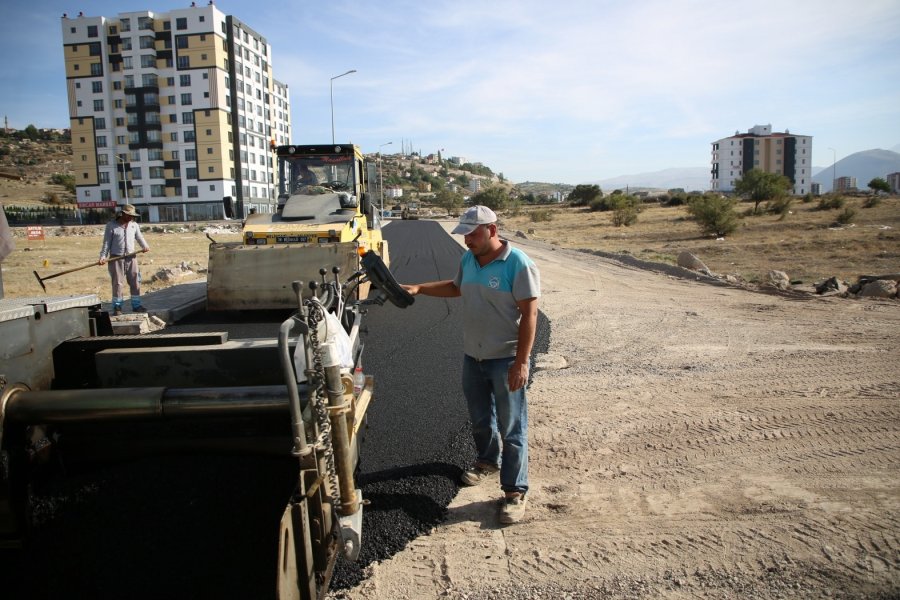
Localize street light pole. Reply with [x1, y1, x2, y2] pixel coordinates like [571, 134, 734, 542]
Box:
[828, 147, 837, 193]
[330, 69, 357, 144]
[378, 141, 392, 218]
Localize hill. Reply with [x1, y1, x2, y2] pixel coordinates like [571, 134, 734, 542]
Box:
[812, 149, 900, 192]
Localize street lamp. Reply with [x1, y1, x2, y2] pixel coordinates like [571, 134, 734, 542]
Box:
[117, 155, 129, 205]
[379, 141, 393, 218]
[330, 69, 357, 144]
[828, 147, 837, 193]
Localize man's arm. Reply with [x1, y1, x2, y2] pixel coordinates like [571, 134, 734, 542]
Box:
[509, 297, 538, 391]
[402, 280, 461, 298]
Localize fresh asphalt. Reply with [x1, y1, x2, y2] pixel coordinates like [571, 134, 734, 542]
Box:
[2, 220, 549, 598]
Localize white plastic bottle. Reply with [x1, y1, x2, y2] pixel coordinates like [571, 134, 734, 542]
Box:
[353, 366, 365, 396]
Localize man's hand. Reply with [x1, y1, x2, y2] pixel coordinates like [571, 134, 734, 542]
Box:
[401, 284, 419, 296]
[98, 258, 107, 265]
[142, 247, 150, 253]
[508, 360, 529, 391]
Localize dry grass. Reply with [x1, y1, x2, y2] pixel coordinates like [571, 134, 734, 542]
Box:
[502, 197, 900, 285]
[3, 224, 241, 299]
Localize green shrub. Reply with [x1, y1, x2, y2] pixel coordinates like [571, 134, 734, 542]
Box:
[766, 196, 793, 219]
[801, 193, 814, 204]
[529, 209, 553, 222]
[863, 196, 881, 208]
[817, 195, 845, 210]
[687, 194, 739, 236]
[834, 207, 856, 225]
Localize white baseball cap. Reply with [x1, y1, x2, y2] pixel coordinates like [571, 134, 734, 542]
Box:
[451, 205, 497, 235]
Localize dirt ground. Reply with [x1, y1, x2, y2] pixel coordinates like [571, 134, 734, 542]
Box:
[2, 217, 898, 599]
[327, 223, 899, 599]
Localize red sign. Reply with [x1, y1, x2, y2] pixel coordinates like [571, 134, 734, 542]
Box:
[78, 201, 117, 208]
[27, 226, 44, 241]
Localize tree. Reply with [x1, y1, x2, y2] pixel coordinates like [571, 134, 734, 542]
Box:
[433, 188, 464, 216]
[568, 184, 602, 207]
[471, 186, 509, 211]
[24, 124, 39, 141]
[734, 169, 792, 213]
[687, 194, 740, 237]
[868, 177, 890, 195]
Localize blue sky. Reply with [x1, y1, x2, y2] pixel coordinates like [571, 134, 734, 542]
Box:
[2, 0, 899, 184]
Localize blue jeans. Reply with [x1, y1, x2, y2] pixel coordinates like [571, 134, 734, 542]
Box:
[462, 355, 528, 494]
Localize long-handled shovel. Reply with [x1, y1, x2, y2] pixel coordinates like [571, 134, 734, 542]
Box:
[33, 251, 140, 292]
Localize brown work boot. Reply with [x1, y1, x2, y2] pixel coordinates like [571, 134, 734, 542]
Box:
[113, 308, 123, 316]
[500, 493, 527, 524]
[460, 462, 499, 486]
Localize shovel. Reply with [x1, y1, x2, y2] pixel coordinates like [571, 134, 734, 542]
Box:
[33, 251, 141, 292]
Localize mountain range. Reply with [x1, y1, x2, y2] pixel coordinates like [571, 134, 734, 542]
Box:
[586, 146, 900, 193]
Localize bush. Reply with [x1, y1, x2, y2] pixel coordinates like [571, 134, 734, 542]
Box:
[529, 209, 553, 223]
[818, 195, 845, 210]
[834, 207, 856, 225]
[687, 194, 739, 237]
[766, 196, 793, 219]
[608, 195, 640, 227]
[863, 195, 881, 208]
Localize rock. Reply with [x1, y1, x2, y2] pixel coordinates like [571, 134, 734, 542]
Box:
[766, 270, 791, 290]
[677, 251, 712, 275]
[515, 230, 528, 239]
[858, 279, 898, 298]
[815, 277, 847, 295]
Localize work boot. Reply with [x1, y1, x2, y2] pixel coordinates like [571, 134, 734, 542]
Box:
[113, 308, 123, 316]
[132, 306, 148, 313]
[499, 493, 527, 524]
[460, 462, 499, 486]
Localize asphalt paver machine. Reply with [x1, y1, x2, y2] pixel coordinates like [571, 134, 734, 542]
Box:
[0, 250, 413, 599]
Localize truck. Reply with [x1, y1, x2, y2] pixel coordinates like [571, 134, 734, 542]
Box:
[207, 144, 388, 311]
[0, 251, 413, 598]
[400, 201, 420, 220]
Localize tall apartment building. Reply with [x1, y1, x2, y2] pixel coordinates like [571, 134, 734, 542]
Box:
[834, 176, 857, 193]
[62, 4, 291, 222]
[710, 125, 812, 195]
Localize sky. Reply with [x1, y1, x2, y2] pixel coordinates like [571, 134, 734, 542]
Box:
[2, 0, 899, 184]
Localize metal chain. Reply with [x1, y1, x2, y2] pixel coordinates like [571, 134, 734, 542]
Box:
[305, 299, 340, 499]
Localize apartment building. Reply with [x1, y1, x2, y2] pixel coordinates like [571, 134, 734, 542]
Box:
[710, 125, 812, 195]
[834, 176, 857, 193]
[62, 4, 291, 222]
[886, 172, 900, 194]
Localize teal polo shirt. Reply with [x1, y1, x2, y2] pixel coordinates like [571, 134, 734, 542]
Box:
[453, 240, 541, 360]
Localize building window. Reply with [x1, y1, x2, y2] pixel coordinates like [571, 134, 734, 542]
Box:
[187, 186, 198, 198]
[187, 167, 198, 179]
[131, 167, 142, 180]
[90, 63, 103, 76]
[141, 55, 156, 68]
[182, 112, 194, 124]
[185, 149, 197, 161]
[170, 132, 179, 142]
[138, 17, 153, 31]
[207, 147, 214, 154]
[177, 56, 190, 69]
[181, 93, 192, 105]
[99, 172, 110, 184]
[176, 17, 187, 30]
[95, 117, 106, 129]
[176, 36, 189, 49]
[87, 25, 98, 38]
[93, 99, 104, 111]
[101, 190, 112, 201]
[180, 74, 191, 86]
[184, 130, 195, 142]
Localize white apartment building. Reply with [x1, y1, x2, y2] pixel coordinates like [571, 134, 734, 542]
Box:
[710, 124, 813, 195]
[62, 4, 291, 222]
